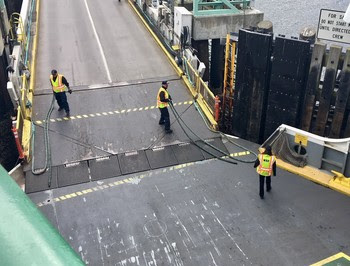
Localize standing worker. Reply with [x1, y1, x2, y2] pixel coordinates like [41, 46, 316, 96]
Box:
[50, 69, 72, 118]
[254, 145, 276, 199]
[157, 81, 173, 134]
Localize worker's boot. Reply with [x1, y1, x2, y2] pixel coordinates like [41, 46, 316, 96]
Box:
[66, 111, 70, 118]
[165, 129, 173, 134]
[58, 107, 63, 111]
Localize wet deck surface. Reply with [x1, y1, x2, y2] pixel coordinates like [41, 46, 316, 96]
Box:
[27, 0, 350, 265]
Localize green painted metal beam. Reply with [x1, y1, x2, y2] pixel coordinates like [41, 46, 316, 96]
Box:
[193, 0, 250, 16]
[198, 0, 250, 6]
[0, 166, 84, 266]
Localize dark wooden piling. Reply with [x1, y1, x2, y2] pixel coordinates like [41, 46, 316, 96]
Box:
[313, 45, 342, 136]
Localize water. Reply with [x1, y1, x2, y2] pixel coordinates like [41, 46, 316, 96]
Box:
[254, 0, 349, 38]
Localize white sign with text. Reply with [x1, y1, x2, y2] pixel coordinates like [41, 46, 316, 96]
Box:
[318, 9, 350, 44]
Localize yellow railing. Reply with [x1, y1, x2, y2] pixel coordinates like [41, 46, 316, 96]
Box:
[9, 13, 27, 51]
[183, 57, 215, 115]
[15, 74, 32, 159]
[128, 0, 217, 129]
[12, 0, 40, 161]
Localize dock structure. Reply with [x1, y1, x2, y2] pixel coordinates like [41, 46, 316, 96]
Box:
[0, 0, 350, 265]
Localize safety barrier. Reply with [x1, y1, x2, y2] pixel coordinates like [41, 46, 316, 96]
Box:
[264, 124, 350, 176]
[0, 165, 84, 265]
[182, 57, 215, 115]
[129, 0, 217, 129]
[262, 124, 350, 196]
[7, 0, 37, 161]
[9, 13, 27, 48]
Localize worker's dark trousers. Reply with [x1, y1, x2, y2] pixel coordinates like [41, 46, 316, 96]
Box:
[54, 92, 70, 113]
[159, 107, 170, 130]
[259, 175, 271, 197]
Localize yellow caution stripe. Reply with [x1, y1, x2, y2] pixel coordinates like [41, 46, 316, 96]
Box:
[35, 101, 193, 124]
[36, 149, 251, 207]
[310, 252, 350, 266]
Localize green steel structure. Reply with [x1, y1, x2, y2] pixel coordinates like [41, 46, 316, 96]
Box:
[193, 0, 250, 16]
[0, 166, 84, 266]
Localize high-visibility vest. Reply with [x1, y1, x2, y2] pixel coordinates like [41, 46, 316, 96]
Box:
[157, 87, 169, 108]
[257, 154, 275, 176]
[50, 74, 67, 93]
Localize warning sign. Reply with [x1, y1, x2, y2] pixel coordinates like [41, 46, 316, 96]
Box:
[294, 133, 308, 146]
[317, 9, 350, 44]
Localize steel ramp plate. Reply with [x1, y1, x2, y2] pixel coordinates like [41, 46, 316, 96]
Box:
[172, 142, 205, 164]
[118, 150, 150, 175]
[57, 161, 89, 187]
[25, 167, 58, 193]
[196, 138, 229, 159]
[145, 146, 178, 169]
[89, 156, 121, 181]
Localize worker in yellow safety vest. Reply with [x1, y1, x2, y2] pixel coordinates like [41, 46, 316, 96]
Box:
[50, 69, 72, 118]
[157, 81, 173, 134]
[254, 145, 276, 199]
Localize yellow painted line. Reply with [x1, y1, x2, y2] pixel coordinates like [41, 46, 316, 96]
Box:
[277, 159, 350, 197]
[128, 0, 216, 130]
[127, 0, 182, 76]
[35, 101, 194, 124]
[36, 147, 252, 207]
[310, 252, 350, 266]
[173, 103, 177, 106]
